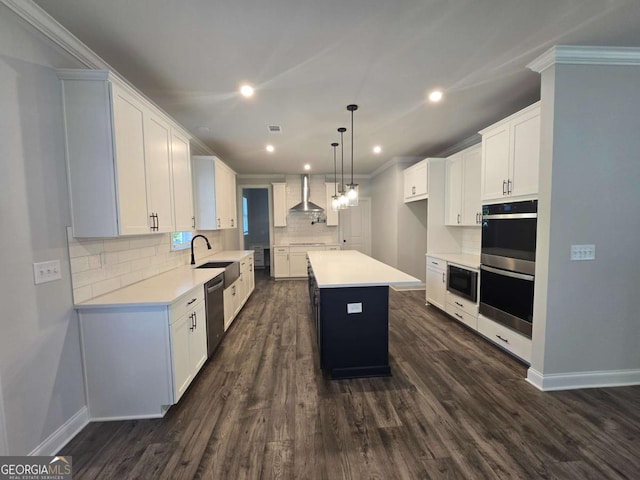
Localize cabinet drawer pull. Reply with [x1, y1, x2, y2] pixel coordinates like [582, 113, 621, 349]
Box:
[455, 301, 463, 307]
[442, 272, 445, 283]
[496, 334, 509, 344]
[193, 312, 197, 329]
[457, 213, 461, 224]
[431, 261, 439, 265]
[502, 180, 507, 195]
[186, 298, 197, 306]
[192, 216, 196, 229]
[454, 313, 463, 320]
[507, 179, 512, 195]
[189, 313, 195, 331]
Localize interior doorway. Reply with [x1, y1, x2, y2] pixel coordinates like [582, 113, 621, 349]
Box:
[339, 197, 371, 255]
[240, 187, 271, 270]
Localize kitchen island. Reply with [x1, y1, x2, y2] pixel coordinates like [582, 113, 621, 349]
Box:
[307, 250, 421, 379]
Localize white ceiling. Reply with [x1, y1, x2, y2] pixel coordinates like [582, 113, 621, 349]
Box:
[33, 0, 640, 175]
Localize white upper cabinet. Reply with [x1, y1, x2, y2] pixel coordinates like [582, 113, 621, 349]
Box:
[191, 156, 237, 230]
[170, 129, 195, 232]
[403, 159, 428, 202]
[480, 102, 540, 202]
[445, 144, 482, 226]
[58, 69, 192, 237]
[143, 111, 174, 233]
[272, 183, 287, 227]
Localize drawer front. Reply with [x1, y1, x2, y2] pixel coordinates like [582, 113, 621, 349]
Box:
[445, 303, 477, 330]
[273, 247, 289, 254]
[170, 286, 205, 322]
[446, 291, 479, 316]
[426, 256, 445, 270]
[326, 245, 340, 251]
[477, 314, 531, 363]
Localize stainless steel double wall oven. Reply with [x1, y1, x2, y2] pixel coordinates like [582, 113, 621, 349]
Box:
[480, 200, 537, 338]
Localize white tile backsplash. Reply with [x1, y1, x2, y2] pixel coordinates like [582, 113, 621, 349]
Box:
[66, 227, 225, 302]
[460, 226, 481, 255]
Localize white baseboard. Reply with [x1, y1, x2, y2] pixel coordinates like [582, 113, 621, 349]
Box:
[527, 367, 640, 391]
[29, 406, 89, 456]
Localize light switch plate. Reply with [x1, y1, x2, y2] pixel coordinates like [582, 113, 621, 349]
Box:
[33, 260, 62, 284]
[570, 244, 595, 261]
[347, 302, 363, 314]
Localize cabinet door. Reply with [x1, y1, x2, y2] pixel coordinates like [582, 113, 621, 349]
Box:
[426, 266, 447, 310]
[191, 156, 217, 230]
[227, 168, 237, 229]
[144, 112, 174, 233]
[171, 130, 195, 232]
[510, 108, 540, 198]
[290, 253, 308, 277]
[413, 161, 428, 197]
[403, 168, 415, 201]
[223, 284, 236, 331]
[461, 146, 482, 225]
[189, 302, 207, 375]
[214, 159, 228, 229]
[247, 257, 255, 293]
[170, 313, 193, 402]
[273, 253, 289, 278]
[325, 183, 339, 226]
[272, 183, 287, 227]
[481, 124, 510, 201]
[111, 85, 151, 235]
[445, 154, 463, 225]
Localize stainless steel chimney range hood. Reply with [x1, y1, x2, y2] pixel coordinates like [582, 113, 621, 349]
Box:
[290, 174, 324, 212]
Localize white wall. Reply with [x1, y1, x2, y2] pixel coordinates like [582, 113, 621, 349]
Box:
[531, 60, 640, 385]
[0, 4, 87, 454]
[370, 161, 427, 282]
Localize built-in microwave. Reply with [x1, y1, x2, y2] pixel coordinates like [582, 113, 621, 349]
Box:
[447, 264, 478, 303]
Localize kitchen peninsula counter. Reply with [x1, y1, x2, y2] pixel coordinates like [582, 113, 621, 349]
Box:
[307, 250, 420, 379]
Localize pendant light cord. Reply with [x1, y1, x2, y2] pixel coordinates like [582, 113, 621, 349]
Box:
[350, 109, 354, 183]
[332, 143, 338, 195]
[338, 128, 346, 193]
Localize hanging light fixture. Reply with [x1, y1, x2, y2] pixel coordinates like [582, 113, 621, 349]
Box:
[331, 142, 340, 212]
[337, 127, 349, 209]
[346, 104, 359, 206]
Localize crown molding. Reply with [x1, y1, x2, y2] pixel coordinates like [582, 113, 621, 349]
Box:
[435, 134, 481, 158]
[370, 156, 422, 179]
[528, 45, 640, 73]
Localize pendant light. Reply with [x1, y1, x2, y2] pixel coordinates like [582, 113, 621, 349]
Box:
[337, 128, 349, 209]
[346, 104, 359, 206]
[331, 142, 340, 212]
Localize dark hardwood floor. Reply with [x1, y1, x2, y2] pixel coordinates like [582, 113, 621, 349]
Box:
[61, 270, 640, 479]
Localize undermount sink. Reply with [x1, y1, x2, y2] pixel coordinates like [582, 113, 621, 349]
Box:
[196, 261, 240, 288]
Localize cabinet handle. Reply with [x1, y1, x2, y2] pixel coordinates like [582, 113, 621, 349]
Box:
[502, 180, 507, 195]
[455, 313, 464, 320]
[412, 186, 416, 195]
[192, 216, 196, 229]
[193, 312, 197, 329]
[455, 301, 463, 307]
[217, 218, 221, 228]
[507, 179, 512, 195]
[232, 286, 236, 296]
[231, 219, 234, 227]
[442, 272, 445, 283]
[496, 334, 509, 344]
[431, 261, 439, 265]
[156, 214, 159, 230]
[187, 298, 197, 306]
[189, 313, 195, 331]
[457, 213, 461, 224]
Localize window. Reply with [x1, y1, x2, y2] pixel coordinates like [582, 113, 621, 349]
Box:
[243, 196, 249, 236]
[171, 231, 193, 251]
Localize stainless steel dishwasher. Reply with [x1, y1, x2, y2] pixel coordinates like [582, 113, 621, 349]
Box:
[204, 273, 225, 357]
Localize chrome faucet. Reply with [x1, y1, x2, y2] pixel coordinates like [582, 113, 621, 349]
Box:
[190, 234, 212, 265]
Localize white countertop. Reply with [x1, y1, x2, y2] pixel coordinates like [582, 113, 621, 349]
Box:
[425, 252, 481, 270]
[308, 250, 421, 288]
[76, 250, 253, 309]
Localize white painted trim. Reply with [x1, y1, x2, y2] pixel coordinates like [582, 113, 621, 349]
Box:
[29, 407, 89, 456]
[528, 45, 640, 73]
[526, 367, 640, 391]
[0, 378, 8, 455]
[435, 134, 481, 158]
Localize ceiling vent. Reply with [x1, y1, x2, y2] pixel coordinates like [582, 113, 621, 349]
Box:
[268, 125, 282, 133]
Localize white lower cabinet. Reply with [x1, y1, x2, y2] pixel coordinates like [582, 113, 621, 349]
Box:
[223, 252, 255, 331]
[170, 297, 207, 402]
[78, 284, 207, 420]
[273, 246, 290, 278]
[274, 245, 328, 278]
[477, 314, 532, 363]
[445, 291, 479, 330]
[426, 256, 447, 310]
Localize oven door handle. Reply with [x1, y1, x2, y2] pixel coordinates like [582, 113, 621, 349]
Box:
[481, 265, 534, 282]
[482, 213, 537, 220]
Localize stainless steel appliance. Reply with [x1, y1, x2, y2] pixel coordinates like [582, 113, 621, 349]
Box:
[480, 200, 537, 338]
[447, 264, 478, 303]
[204, 274, 225, 357]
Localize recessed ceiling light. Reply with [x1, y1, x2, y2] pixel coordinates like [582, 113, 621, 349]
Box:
[373, 145, 382, 154]
[304, 164, 311, 171]
[266, 144, 275, 153]
[240, 84, 255, 98]
[428, 89, 443, 103]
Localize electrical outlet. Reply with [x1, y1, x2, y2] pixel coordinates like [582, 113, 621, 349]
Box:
[33, 260, 62, 284]
[347, 302, 363, 314]
[570, 244, 595, 261]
